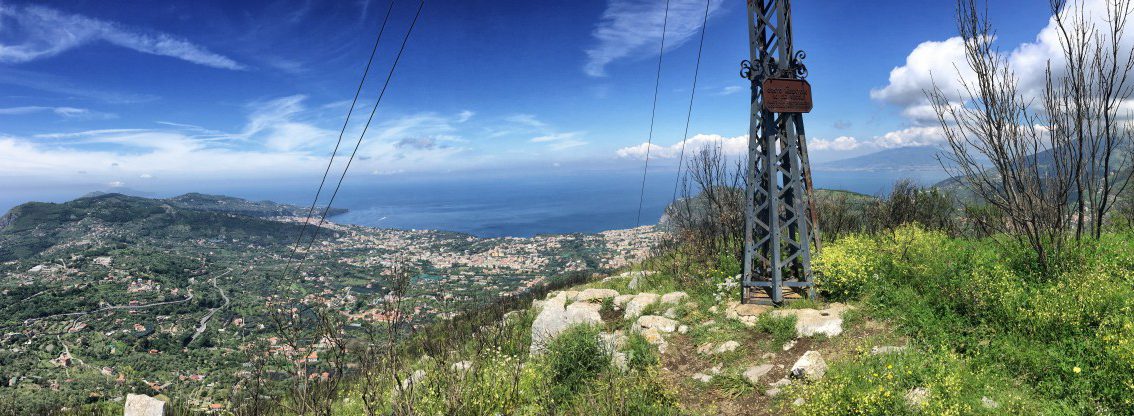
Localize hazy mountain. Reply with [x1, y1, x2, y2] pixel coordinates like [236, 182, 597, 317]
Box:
[817, 146, 950, 172]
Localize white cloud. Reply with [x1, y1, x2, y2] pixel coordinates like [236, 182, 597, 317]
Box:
[584, 0, 722, 77]
[0, 4, 244, 70]
[0, 106, 115, 119]
[872, 126, 946, 148]
[873, 0, 1134, 123]
[616, 134, 746, 159]
[810, 136, 863, 151]
[531, 131, 587, 150]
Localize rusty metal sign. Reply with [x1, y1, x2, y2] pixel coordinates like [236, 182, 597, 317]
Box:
[761, 78, 813, 113]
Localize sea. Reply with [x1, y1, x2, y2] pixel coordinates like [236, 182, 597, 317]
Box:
[0, 167, 948, 238]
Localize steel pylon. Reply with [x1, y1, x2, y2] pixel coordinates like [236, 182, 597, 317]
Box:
[741, 0, 818, 305]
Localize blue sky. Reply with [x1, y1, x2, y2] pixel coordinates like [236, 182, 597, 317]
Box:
[0, 0, 1081, 197]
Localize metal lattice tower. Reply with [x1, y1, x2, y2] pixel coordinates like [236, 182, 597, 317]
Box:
[741, 0, 818, 305]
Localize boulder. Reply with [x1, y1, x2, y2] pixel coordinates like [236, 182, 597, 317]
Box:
[725, 302, 773, 326]
[981, 396, 1000, 409]
[870, 345, 908, 355]
[660, 291, 688, 304]
[743, 364, 775, 384]
[790, 351, 827, 381]
[905, 387, 930, 408]
[624, 293, 659, 318]
[714, 340, 740, 354]
[612, 294, 635, 308]
[634, 315, 679, 333]
[598, 332, 628, 354]
[770, 303, 856, 338]
[529, 295, 603, 355]
[124, 394, 164, 416]
[576, 288, 619, 302]
[639, 328, 668, 354]
[611, 352, 628, 371]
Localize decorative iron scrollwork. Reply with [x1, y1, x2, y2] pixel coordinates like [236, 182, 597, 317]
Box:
[790, 50, 808, 79]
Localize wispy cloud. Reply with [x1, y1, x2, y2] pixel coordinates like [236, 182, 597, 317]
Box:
[531, 131, 587, 150]
[616, 134, 746, 159]
[584, 0, 722, 77]
[0, 106, 115, 120]
[0, 4, 245, 70]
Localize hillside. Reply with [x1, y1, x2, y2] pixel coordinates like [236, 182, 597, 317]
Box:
[0, 193, 659, 414]
[816, 146, 950, 172]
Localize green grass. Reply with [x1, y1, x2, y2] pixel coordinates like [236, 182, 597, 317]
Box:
[797, 225, 1134, 415]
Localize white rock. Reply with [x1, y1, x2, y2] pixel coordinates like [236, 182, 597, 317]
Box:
[400, 369, 427, 390]
[769, 377, 792, 388]
[725, 302, 773, 326]
[765, 387, 782, 397]
[770, 303, 856, 338]
[451, 361, 472, 372]
[905, 387, 930, 408]
[598, 332, 627, 354]
[624, 293, 659, 319]
[782, 340, 797, 351]
[660, 291, 688, 304]
[793, 398, 806, 406]
[124, 394, 164, 416]
[576, 288, 620, 302]
[613, 294, 635, 308]
[981, 396, 1000, 409]
[714, 340, 740, 354]
[663, 307, 678, 319]
[611, 352, 628, 371]
[529, 295, 603, 355]
[639, 327, 668, 354]
[692, 372, 713, 383]
[870, 345, 908, 355]
[677, 325, 689, 334]
[790, 351, 827, 381]
[743, 364, 775, 384]
[696, 343, 715, 355]
[635, 315, 679, 333]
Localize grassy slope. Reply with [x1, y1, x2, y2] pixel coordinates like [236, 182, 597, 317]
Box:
[323, 225, 1134, 415]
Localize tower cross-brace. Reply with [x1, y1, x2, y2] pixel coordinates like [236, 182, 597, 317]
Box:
[741, 0, 818, 305]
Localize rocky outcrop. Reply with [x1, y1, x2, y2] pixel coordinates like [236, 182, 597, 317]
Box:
[724, 301, 772, 326]
[659, 291, 688, 304]
[790, 351, 827, 381]
[624, 293, 659, 318]
[575, 288, 619, 302]
[634, 315, 679, 333]
[769, 303, 855, 337]
[124, 394, 164, 416]
[529, 293, 602, 355]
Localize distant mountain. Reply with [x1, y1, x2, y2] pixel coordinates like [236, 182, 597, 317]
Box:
[165, 192, 348, 218]
[817, 146, 950, 172]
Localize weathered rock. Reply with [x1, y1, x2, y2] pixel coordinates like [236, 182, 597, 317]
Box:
[743, 364, 775, 384]
[870, 345, 908, 355]
[714, 340, 740, 354]
[576, 288, 620, 302]
[611, 352, 628, 371]
[905, 387, 930, 408]
[451, 361, 472, 372]
[400, 369, 427, 391]
[981, 396, 1000, 409]
[725, 302, 773, 326]
[639, 328, 668, 354]
[660, 291, 688, 304]
[612, 294, 635, 308]
[598, 332, 628, 354]
[793, 398, 806, 406]
[696, 343, 715, 355]
[124, 394, 164, 416]
[677, 325, 689, 334]
[782, 340, 797, 351]
[790, 351, 827, 381]
[624, 293, 659, 318]
[770, 303, 856, 338]
[765, 387, 782, 397]
[529, 295, 603, 355]
[635, 315, 679, 333]
[692, 372, 713, 383]
[663, 307, 678, 319]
